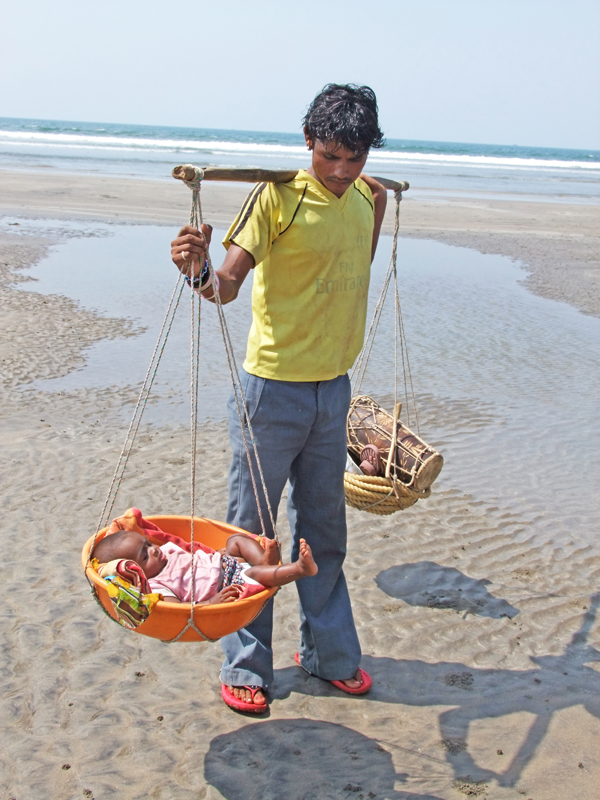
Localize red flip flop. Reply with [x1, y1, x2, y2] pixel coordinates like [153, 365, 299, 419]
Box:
[221, 683, 268, 714]
[294, 652, 372, 695]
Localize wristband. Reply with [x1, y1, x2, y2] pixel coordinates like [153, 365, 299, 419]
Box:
[184, 259, 208, 290]
[184, 274, 202, 289]
[184, 260, 219, 294]
[199, 259, 210, 287]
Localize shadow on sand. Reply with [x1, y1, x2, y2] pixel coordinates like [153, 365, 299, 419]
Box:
[376, 561, 519, 619]
[204, 718, 444, 800]
[267, 593, 600, 792]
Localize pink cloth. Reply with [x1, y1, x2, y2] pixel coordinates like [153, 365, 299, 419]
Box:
[148, 542, 222, 603]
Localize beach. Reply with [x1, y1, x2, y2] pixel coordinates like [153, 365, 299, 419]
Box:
[2, 167, 599, 317]
[1, 168, 600, 800]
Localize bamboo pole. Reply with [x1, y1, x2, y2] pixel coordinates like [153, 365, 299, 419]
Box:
[172, 164, 409, 194]
[172, 165, 299, 184]
[372, 176, 410, 194]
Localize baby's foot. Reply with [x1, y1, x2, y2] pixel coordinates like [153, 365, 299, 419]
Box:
[297, 538, 318, 577]
[262, 537, 281, 565]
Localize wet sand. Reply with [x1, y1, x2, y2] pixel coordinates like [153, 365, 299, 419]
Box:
[1, 170, 599, 800]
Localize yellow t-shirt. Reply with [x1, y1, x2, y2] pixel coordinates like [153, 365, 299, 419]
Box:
[224, 169, 374, 382]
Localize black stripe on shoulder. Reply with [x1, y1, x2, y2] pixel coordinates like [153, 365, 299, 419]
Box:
[230, 183, 268, 241]
[234, 183, 259, 222]
[353, 183, 374, 212]
[277, 183, 308, 238]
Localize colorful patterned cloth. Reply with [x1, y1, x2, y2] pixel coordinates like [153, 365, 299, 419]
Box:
[101, 572, 161, 630]
[221, 554, 247, 587]
[220, 554, 266, 599]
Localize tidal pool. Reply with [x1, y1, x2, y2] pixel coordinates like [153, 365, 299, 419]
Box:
[11, 218, 600, 551]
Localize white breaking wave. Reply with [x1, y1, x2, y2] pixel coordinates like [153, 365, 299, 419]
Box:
[0, 130, 305, 155]
[0, 129, 599, 172]
[367, 150, 600, 171]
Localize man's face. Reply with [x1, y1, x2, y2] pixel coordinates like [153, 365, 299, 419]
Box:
[118, 531, 167, 579]
[305, 133, 368, 198]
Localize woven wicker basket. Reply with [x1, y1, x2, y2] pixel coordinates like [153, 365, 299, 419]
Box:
[344, 471, 430, 516]
[344, 394, 441, 515]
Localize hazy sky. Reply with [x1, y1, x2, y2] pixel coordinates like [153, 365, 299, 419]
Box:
[1, 0, 599, 149]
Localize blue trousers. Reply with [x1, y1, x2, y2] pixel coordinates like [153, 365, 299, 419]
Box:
[220, 369, 361, 689]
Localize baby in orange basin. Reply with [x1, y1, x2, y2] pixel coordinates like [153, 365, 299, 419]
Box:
[93, 529, 318, 605]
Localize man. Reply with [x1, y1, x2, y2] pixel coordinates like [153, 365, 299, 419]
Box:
[171, 84, 387, 712]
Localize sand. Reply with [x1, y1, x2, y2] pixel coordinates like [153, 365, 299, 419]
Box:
[1, 170, 599, 800]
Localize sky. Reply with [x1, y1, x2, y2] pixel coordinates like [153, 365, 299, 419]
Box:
[1, 0, 599, 150]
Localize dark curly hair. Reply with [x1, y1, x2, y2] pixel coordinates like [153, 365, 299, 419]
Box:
[303, 84, 385, 155]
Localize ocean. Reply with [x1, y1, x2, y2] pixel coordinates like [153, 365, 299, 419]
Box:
[1, 117, 599, 203]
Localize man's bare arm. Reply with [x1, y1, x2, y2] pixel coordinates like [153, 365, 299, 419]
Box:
[201, 243, 254, 305]
[359, 174, 387, 261]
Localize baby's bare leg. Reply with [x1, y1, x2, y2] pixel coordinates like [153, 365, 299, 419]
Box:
[225, 533, 279, 566]
[245, 538, 318, 587]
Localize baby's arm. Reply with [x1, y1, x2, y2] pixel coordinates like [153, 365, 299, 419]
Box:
[205, 585, 243, 604]
[159, 584, 242, 605]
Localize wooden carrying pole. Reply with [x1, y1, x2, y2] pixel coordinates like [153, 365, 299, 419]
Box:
[172, 164, 409, 193]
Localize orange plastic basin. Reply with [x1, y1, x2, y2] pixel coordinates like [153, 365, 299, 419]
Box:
[82, 515, 276, 643]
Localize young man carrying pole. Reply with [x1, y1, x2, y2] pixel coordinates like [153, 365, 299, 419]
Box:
[171, 84, 387, 713]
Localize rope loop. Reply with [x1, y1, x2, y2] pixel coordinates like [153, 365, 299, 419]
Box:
[181, 164, 205, 191]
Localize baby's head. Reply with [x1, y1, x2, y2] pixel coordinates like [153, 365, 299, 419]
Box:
[92, 530, 166, 578]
